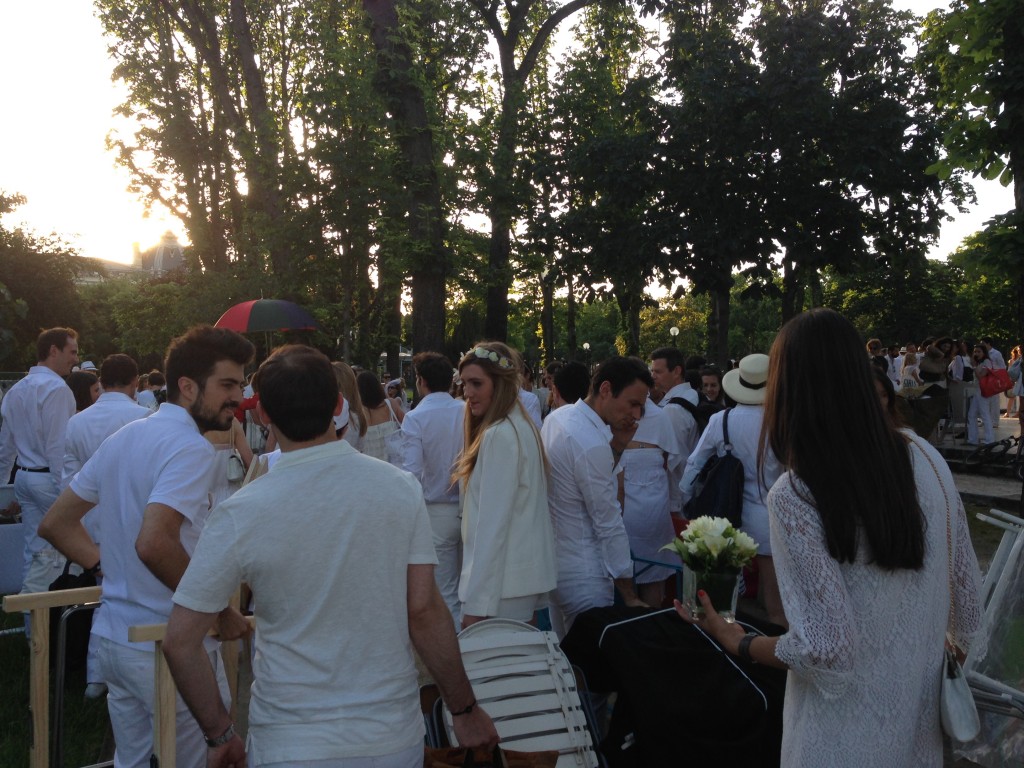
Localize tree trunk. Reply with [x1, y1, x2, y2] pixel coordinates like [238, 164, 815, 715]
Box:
[566, 274, 578, 361]
[781, 254, 805, 324]
[363, 0, 449, 354]
[541, 271, 555, 365]
[708, 287, 731, 366]
[484, 97, 520, 341]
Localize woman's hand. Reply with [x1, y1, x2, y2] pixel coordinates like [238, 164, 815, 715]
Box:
[674, 591, 745, 655]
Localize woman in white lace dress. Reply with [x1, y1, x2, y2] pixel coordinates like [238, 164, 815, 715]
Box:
[678, 309, 982, 766]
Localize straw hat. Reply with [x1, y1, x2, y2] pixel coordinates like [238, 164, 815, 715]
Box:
[722, 354, 769, 405]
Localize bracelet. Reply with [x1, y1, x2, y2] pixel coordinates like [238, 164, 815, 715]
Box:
[205, 723, 236, 748]
[737, 632, 757, 664]
[451, 699, 477, 717]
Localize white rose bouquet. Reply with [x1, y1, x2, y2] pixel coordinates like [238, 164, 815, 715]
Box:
[662, 516, 759, 575]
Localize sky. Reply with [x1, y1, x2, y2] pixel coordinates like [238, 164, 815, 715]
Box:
[0, 1, 1014, 266]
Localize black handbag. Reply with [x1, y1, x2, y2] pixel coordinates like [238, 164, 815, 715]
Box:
[48, 560, 98, 671]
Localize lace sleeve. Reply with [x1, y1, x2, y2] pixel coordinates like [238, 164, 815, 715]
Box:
[769, 475, 857, 699]
[951, 492, 984, 657]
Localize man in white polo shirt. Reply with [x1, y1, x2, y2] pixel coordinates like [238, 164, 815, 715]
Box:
[163, 345, 497, 768]
[541, 356, 652, 638]
[61, 352, 152, 698]
[0, 327, 79, 598]
[40, 325, 254, 768]
[400, 351, 465, 624]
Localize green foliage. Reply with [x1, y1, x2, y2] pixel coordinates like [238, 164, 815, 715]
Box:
[920, 0, 1023, 187]
[0, 194, 100, 368]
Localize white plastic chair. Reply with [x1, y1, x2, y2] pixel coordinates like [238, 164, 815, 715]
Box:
[440, 618, 601, 768]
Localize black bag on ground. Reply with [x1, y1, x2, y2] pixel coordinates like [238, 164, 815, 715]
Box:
[48, 560, 97, 671]
[562, 606, 786, 768]
[683, 408, 744, 527]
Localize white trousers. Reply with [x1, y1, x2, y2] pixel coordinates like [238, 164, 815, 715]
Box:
[550, 573, 615, 639]
[15, 470, 65, 637]
[256, 744, 422, 768]
[96, 636, 231, 768]
[967, 393, 994, 445]
[427, 502, 462, 626]
[14, 469, 61, 586]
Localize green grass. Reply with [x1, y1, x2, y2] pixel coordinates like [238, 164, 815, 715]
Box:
[0, 610, 110, 767]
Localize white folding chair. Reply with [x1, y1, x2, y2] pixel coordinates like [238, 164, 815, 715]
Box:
[440, 618, 601, 768]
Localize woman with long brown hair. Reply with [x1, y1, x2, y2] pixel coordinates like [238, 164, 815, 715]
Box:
[331, 361, 368, 448]
[453, 341, 556, 628]
[678, 309, 982, 766]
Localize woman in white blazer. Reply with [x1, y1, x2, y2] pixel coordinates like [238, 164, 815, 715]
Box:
[454, 341, 557, 629]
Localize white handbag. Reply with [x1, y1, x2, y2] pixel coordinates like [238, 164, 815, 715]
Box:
[227, 450, 246, 483]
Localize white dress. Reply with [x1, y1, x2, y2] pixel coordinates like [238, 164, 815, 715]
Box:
[768, 433, 982, 766]
[361, 402, 398, 461]
[619, 446, 676, 583]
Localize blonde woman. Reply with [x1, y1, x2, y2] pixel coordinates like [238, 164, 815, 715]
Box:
[454, 341, 557, 628]
[332, 361, 368, 450]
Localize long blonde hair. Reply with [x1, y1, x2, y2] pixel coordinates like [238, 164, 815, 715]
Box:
[332, 361, 368, 438]
[453, 341, 543, 485]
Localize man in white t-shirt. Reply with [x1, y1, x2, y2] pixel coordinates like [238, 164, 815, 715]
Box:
[40, 325, 255, 768]
[401, 351, 465, 624]
[163, 345, 498, 768]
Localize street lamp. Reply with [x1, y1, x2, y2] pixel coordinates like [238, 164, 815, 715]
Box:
[669, 326, 679, 344]
[582, 342, 591, 371]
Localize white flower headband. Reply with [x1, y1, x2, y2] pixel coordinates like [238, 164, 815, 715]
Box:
[469, 346, 516, 370]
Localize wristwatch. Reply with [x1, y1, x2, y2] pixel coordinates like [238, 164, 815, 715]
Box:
[737, 632, 758, 664]
[205, 723, 236, 748]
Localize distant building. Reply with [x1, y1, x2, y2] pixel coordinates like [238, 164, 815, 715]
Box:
[133, 231, 186, 276]
[77, 231, 188, 285]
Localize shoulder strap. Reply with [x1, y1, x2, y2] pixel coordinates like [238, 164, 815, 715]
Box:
[668, 396, 698, 419]
[915, 439, 956, 640]
[722, 408, 733, 453]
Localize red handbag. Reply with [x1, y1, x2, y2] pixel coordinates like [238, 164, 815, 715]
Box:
[979, 367, 1012, 398]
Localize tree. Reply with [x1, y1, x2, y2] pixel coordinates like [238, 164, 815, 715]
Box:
[466, 0, 603, 341]
[754, 0, 957, 323]
[920, 0, 1024, 337]
[544, 5, 664, 356]
[0, 192, 98, 368]
[653, 0, 769, 366]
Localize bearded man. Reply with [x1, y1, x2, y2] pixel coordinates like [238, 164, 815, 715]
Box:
[40, 325, 255, 768]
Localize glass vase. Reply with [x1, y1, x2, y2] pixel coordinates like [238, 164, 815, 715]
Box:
[681, 565, 740, 623]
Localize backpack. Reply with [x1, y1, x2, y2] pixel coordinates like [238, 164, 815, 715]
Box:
[668, 395, 725, 437]
[683, 409, 745, 528]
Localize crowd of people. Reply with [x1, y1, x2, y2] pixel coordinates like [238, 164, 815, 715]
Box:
[0, 313, 984, 767]
[867, 335, 1020, 446]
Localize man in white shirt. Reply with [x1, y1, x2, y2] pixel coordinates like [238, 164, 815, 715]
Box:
[39, 325, 254, 768]
[61, 352, 151, 697]
[162, 345, 498, 768]
[541, 356, 652, 638]
[649, 346, 700, 518]
[62, 354, 151, 493]
[401, 351, 465, 624]
[0, 327, 79, 597]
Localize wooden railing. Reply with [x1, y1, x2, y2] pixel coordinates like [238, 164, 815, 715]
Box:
[3, 588, 249, 768]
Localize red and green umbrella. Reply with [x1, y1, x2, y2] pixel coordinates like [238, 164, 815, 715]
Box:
[215, 299, 321, 334]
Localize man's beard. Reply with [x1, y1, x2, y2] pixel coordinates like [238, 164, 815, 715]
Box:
[190, 391, 236, 433]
